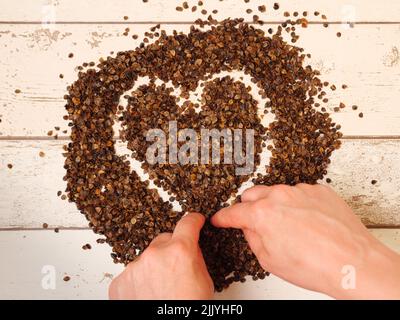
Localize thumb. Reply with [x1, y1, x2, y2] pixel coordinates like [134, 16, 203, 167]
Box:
[172, 212, 205, 244]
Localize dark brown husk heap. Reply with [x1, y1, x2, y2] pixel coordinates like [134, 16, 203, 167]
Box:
[63, 19, 342, 291]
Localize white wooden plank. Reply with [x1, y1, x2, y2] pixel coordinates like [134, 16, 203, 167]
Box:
[1, 139, 399, 228]
[0, 0, 399, 22]
[0, 228, 398, 299]
[0, 230, 122, 300]
[0, 140, 88, 228]
[0, 24, 399, 137]
[327, 139, 400, 227]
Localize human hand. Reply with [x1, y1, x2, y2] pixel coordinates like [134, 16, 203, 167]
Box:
[211, 184, 400, 299]
[109, 212, 214, 300]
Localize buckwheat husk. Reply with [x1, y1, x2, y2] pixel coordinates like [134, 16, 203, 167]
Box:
[122, 77, 265, 214]
[63, 18, 342, 292]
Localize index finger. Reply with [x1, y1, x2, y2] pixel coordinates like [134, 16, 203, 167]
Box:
[241, 185, 273, 202]
[172, 212, 205, 245]
[211, 202, 257, 230]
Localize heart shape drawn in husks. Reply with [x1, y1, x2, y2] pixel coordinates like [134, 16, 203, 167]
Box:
[64, 20, 343, 291]
[118, 72, 271, 214]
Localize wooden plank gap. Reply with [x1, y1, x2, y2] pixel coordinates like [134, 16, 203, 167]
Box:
[2, 136, 400, 141]
[0, 226, 398, 231]
[0, 227, 91, 231]
[0, 21, 399, 25]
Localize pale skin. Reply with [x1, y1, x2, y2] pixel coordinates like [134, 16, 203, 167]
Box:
[109, 184, 400, 300]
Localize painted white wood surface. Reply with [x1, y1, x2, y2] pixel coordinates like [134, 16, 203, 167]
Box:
[1, 0, 400, 300]
[0, 24, 400, 136]
[1, 139, 400, 228]
[0, 229, 398, 300]
[0, 0, 399, 22]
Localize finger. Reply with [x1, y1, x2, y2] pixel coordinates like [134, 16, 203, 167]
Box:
[211, 202, 256, 230]
[149, 232, 172, 247]
[295, 183, 318, 194]
[109, 274, 122, 300]
[241, 185, 273, 202]
[109, 263, 136, 300]
[244, 230, 270, 270]
[172, 212, 205, 245]
[243, 229, 266, 259]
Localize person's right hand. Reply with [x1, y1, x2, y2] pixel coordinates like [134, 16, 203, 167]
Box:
[109, 212, 213, 300]
[211, 184, 400, 299]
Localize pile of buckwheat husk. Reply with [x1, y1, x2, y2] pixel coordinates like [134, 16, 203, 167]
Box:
[63, 15, 342, 291]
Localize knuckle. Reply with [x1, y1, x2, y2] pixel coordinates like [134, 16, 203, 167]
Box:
[140, 246, 157, 261]
[250, 200, 283, 230]
[273, 184, 289, 192]
[125, 261, 137, 276]
[297, 183, 328, 199]
[296, 183, 312, 190]
[266, 203, 282, 218]
[250, 200, 263, 215]
[108, 279, 118, 299]
[251, 199, 269, 219]
[295, 183, 315, 196]
[271, 184, 292, 199]
[155, 232, 171, 241]
[322, 183, 333, 191]
[245, 185, 268, 196]
[241, 188, 254, 201]
[316, 183, 330, 193]
[171, 239, 191, 256]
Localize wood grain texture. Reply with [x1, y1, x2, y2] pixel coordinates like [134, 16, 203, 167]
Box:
[1, 228, 398, 299]
[1, 139, 399, 228]
[0, 24, 399, 137]
[0, 0, 399, 23]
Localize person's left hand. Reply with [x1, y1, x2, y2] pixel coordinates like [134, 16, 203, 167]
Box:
[109, 212, 214, 300]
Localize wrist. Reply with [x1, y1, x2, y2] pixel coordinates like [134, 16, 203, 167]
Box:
[330, 240, 400, 300]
